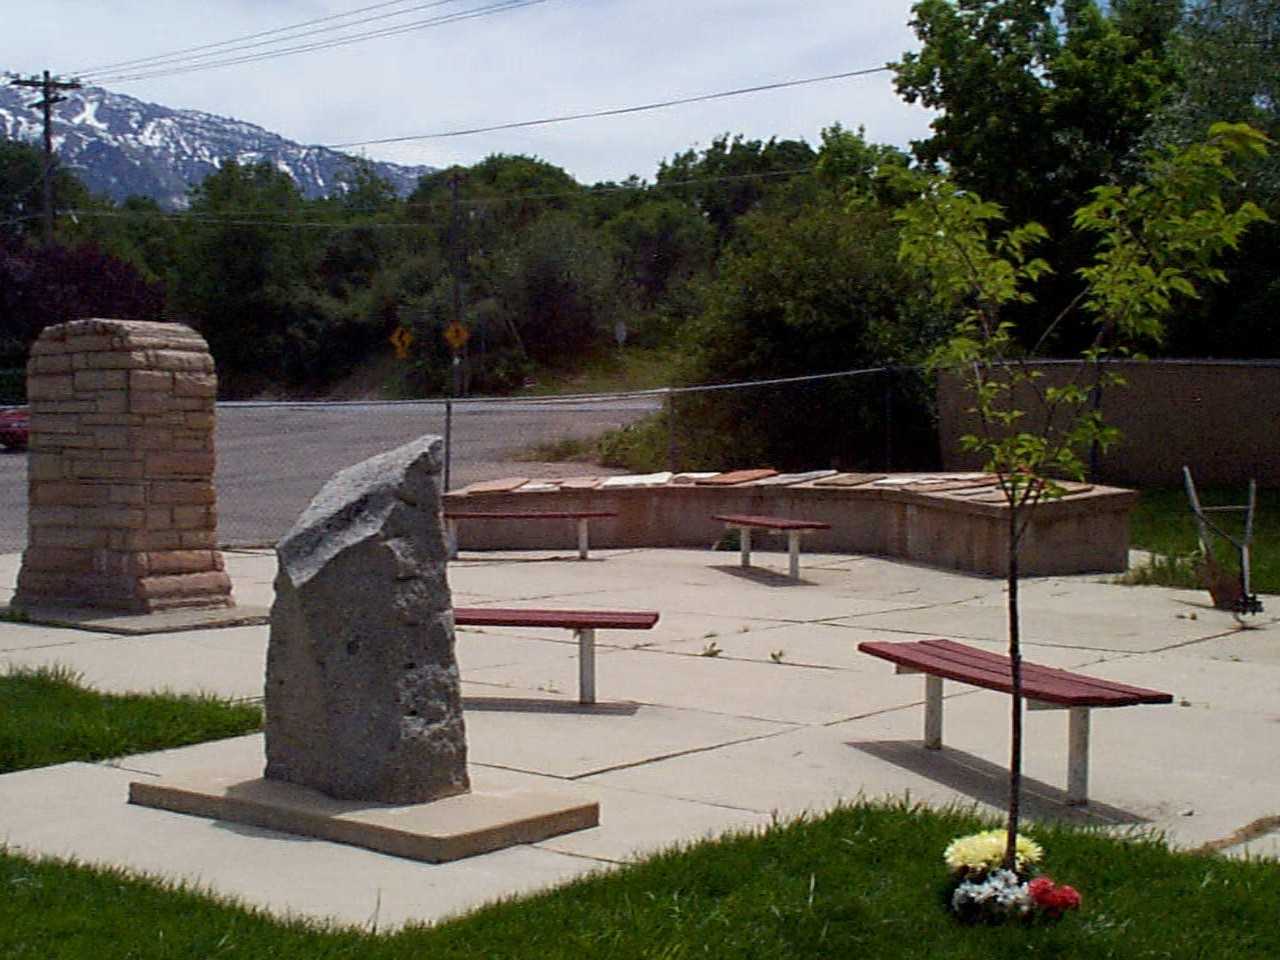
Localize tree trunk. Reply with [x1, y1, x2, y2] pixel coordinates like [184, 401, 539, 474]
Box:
[1004, 502, 1024, 870]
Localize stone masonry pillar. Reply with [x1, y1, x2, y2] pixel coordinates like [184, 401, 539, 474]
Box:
[13, 319, 233, 613]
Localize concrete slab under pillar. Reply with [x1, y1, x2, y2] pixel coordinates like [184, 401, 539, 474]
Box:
[128, 750, 599, 864]
[3, 603, 270, 635]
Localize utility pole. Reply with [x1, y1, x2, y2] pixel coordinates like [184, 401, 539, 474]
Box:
[10, 70, 82, 244]
[449, 170, 464, 348]
[442, 169, 467, 492]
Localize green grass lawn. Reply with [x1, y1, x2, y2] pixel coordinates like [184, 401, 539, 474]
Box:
[2, 801, 1278, 959]
[0, 665, 261, 774]
[2, 667, 1278, 959]
[3, 505, 1278, 957]
[1127, 486, 1280, 594]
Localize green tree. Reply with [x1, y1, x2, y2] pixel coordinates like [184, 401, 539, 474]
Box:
[1145, 0, 1280, 355]
[80, 195, 182, 284]
[605, 197, 714, 316]
[171, 161, 334, 392]
[408, 154, 583, 256]
[656, 134, 817, 242]
[893, 0, 1181, 346]
[675, 193, 942, 470]
[490, 212, 622, 364]
[0, 139, 91, 243]
[334, 157, 400, 215]
[894, 122, 1269, 867]
[895, 0, 1178, 220]
[814, 124, 912, 204]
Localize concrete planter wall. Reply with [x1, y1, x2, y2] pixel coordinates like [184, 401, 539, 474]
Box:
[443, 478, 1135, 577]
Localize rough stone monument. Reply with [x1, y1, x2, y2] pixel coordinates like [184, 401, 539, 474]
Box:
[13, 318, 232, 614]
[265, 435, 469, 803]
[128, 434, 597, 863]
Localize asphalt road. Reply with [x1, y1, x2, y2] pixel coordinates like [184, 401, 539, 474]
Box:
[0, 398, 657, 553]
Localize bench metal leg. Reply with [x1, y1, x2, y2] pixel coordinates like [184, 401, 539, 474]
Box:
[738, 526, 752, 568]
[787, 530, 802, 580]
[1067, 707, 1090, 805]
[924, 675, 943, 749]
[575, 627, 596, 704]
[577, 519, 590, 560]
[446, 520, 459, 559]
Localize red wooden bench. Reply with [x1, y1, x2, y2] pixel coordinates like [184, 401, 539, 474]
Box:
[444, 510, 617, 560]
[857, 638, 1173, 805]
[453, 606, 659, 704]
[712, 514, 831, 580]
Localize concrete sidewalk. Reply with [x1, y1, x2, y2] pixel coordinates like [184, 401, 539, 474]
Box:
[2, 546, 1278, 930]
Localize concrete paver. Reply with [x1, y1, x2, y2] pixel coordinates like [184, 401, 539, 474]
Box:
[0, 759, 600, 931]
[2, 626, 269, 700]
[2, 546, 1278, 931]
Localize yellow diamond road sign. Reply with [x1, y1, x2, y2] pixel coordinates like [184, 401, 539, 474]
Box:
[389, 326, 413, 359]
[443, 321, 470, 352]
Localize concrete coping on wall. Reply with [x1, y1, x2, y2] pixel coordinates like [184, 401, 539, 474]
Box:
[442, 470, 1139, 578]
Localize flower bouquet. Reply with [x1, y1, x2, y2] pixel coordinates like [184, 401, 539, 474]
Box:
[944, 830, 1081, 924]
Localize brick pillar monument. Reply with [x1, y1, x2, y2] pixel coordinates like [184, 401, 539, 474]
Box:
[13, 319, 234, 613]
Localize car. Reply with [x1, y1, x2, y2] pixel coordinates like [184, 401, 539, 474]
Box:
[0, 406, 29, 450]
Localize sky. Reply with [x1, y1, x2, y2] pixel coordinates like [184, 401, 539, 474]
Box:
[1, 0, 938, 184]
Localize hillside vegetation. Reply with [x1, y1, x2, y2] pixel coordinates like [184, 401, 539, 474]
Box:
[1, 0, 1275, 473]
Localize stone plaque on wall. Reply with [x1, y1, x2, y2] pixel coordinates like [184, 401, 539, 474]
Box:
[13, 318, 233, 613]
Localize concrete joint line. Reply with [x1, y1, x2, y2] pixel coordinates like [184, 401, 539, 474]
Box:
[822, 593, 996, 624]
[657, 649, 841, 672]
[567, 726, 804, 782]
[822, 687, 986, 728]
[100, 762, 161, 777]
[529, 845, 628, 868]
[0, 640, 83, 653]
[1149, 624, 1278, 655]
[549, 778, 777, 818]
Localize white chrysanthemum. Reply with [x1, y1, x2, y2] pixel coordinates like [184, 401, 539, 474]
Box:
[952, 869, 1032, 918]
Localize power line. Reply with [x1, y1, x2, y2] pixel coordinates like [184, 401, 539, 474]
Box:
[90, 0, 550, 85]
[323, 66, 894, 148]
[73, 0, 466, 75]
[81, 0, 476, 80]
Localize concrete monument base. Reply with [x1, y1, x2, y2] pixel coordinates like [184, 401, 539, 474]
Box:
[128, 757, 599, 864]
[4, 603, 269, 636]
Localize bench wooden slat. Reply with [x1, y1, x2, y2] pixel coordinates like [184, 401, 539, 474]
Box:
[453, 607, 659, 631]
[889, 640, 1160, 705]
[712, 514, 831, 532]
[857, 638, 1172, 707]
[926, 639, 1173, 704]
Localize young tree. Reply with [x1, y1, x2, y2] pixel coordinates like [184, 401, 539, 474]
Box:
[891, 122, 1269, 866]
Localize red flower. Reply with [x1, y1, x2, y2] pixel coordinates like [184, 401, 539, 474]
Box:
[1049, 885, 1081, 911]
[1029, 876, 1082, 914]
[1028, 876, 1055, 903]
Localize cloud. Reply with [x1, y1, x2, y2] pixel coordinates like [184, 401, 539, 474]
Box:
[3, 0, 936, 183]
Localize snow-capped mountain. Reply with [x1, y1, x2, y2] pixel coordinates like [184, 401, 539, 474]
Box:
[0, 83, 434, 209]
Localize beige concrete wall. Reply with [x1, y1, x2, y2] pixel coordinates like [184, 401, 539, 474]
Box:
[937, 361, 1280, 488]
[14, 319, 233, 613]
[443, 481, 1136, 577]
